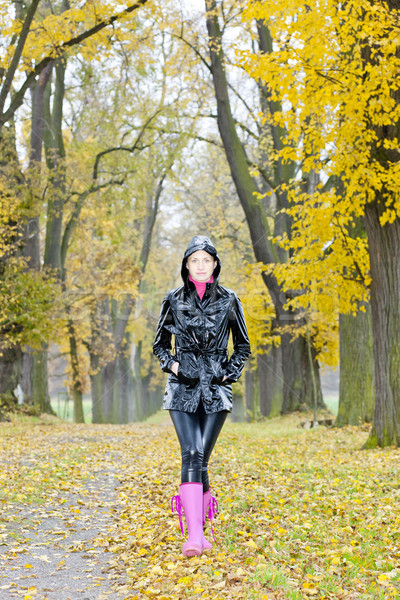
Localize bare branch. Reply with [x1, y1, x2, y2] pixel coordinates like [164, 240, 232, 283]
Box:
[93, 107, 164, 179]
[170, 31, 212, 73]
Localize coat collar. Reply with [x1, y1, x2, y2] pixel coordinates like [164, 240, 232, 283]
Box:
[185, 278, 218, 301]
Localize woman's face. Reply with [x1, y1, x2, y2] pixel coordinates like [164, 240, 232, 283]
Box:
[186, 250, 217, 282]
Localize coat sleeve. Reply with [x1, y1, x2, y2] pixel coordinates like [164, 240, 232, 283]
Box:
[153, 295, 176, 373]
[225, 294, 251, 383]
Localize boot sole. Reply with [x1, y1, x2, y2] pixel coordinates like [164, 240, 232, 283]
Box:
[182, 543, 202, 557]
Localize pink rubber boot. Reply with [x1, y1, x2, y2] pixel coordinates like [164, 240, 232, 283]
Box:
[202, 489, 218, 550]
[171, 483, 203, 557]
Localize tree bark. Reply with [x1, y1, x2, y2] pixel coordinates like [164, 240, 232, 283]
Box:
[231, 390, 245, 422]
[67, 317, 85, 423]
[281, 333, 324, 413]
[336, 308, 375, 426]
[364, 202, 400, 447]
[257, 345, 283, 417]
[90, 353, 104, 424]
[30, 346, 51, 414]
[44, 59, 65, 278]
[245, 358, 259, 421]
[362, 0, 400, 447]
[132, 342, 144, 422]
[0, 345, 22, 396]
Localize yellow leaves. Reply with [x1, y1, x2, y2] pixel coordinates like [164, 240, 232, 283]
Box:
[212, 580, 226, 589]
[150, 565, 164, 576]
[303, 580, 319, 594]
[243, 539, 258, 549]
[177, 575, 192, 584]
[3, 415, 400, 598]
[13, 1, 150, 71]
[241, 0, 400, 346]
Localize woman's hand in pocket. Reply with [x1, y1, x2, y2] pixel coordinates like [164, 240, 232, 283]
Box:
[170, 362, 179, 376]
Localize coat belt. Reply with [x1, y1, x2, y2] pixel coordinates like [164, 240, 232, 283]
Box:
[177, 347, 227, 357]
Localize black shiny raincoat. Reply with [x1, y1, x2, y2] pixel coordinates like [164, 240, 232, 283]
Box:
[153, 236, 251, 413]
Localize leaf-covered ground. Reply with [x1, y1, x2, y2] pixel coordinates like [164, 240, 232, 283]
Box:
[0, 414, 399, 599]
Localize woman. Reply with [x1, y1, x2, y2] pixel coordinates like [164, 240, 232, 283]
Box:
[153, 235, 251, 557]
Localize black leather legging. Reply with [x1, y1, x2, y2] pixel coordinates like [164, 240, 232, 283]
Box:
[169, 402, 228, 492]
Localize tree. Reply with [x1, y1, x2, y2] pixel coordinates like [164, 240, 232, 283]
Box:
[203, 0, 324, 412]
[242, 0, 400, 446]
[55, 7, 201, 423]
[0, 0, 152, 409]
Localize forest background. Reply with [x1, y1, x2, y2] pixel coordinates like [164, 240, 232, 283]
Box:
[0, 0, 399, 448]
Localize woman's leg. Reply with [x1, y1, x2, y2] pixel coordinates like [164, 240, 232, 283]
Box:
[169, 409, 203, 483]
[198, 403, 228, 492]
[169, 409, 204, 556]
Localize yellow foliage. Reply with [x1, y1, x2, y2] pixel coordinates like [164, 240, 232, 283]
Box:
[1, 1, 153, 71]
[240, 0, 400, 364]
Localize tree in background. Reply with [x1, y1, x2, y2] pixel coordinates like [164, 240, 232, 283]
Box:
[50, 2, 209, 423]
[242, 0, 400, 446]
[202, 0, 324, 413]
[0, 0, 151, 412]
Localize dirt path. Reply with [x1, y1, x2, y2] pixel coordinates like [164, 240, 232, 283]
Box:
[0, 429, 126, 599]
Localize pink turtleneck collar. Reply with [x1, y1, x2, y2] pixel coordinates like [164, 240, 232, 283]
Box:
[189, 274, 213, 300]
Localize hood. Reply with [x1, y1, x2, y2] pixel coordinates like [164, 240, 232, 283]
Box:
[181, 235, 221, 285]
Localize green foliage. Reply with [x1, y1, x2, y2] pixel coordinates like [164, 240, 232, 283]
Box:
[0, 258, 60, 350]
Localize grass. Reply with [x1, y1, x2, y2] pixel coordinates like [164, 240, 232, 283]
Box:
[51, 394, 92, 422]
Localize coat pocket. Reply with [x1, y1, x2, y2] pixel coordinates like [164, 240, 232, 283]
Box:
[177, 353, 200, 385]
[210, 355, 228, 384]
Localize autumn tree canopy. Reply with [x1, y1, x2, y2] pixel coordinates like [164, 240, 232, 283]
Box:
[242, 0, 400, 446]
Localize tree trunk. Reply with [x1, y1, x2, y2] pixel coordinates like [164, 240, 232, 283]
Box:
[231, 390, 245, 422]
[336, 308, 375, 426]
[245, 359, 259, 421]
[118, 342, 133, 424]
[31, 345, 52, 413]
[102, 359, 117, 423]
[359, 0, 400, 447]
[43, 58, 65, 278]
[204, 0, 323, 412]
[132, 342, 144, 421]
[257, 345, 283, 417]
[0, 345, 22, 396]
[364, 202, 400, 447]
[281, 332, 324, 413]
[67, 318, 84, 423]
[90, 353, 104, 424]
